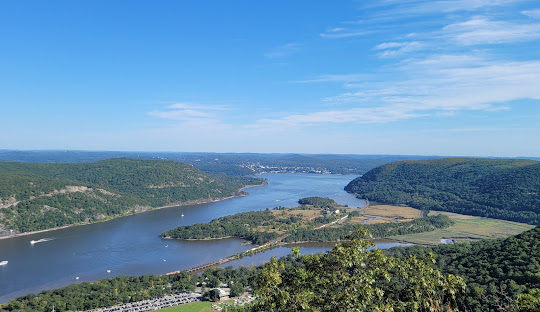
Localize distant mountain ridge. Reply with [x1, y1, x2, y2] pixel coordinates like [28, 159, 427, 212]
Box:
[0, 158, 263, 234]
[345, 158, 540, 224]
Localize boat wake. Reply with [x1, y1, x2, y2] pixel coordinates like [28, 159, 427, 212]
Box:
[30, 237, 55, 245]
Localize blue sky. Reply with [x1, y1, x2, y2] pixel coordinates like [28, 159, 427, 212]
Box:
[1, 0, 540, 157]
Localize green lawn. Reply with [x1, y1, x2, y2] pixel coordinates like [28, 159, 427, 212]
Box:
[158, 301, 214, 312]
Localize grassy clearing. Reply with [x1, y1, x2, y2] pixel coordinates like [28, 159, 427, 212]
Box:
[348, 204, 420, 225]
[158, 301, 214, 312]
[388, 211, 534, 245]
[363, 204, 422, 219]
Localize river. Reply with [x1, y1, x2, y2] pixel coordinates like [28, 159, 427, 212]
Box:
[0, 173, 407, 303]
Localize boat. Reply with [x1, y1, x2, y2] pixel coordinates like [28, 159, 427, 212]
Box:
[0, 261, 8, 266]
[75, 276, 79, 280]
[181, 212, 184, 217]
[162, 259, 167, 262]
[107, 269, 111, 273]
[30, 240, 36, 244]
[165, 245, 168, 248]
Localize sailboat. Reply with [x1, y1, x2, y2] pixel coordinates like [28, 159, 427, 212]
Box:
[181, 212, 184, 217]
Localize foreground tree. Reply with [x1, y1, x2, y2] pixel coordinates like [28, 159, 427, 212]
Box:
[245, 229, 466, 312]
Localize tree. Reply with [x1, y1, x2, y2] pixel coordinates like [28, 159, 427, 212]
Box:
[247, 229, 466, 311]
[205, 288, 222, 302]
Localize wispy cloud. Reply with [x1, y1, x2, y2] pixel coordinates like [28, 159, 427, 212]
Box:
[364, 0, 522, 16]
[148, 102, 228, 121]
[319, 28, 371, 39]
[290, 74, 367, 84]
[251, 56, 540, 128]
[522, 9, 540, 19]
[374, 41, 425, 57]
[442, 16, 540, 45]
[264, 43, 301, 58]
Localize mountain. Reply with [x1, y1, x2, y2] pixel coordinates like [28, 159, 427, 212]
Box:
[0, 158, 263, 234]
[345, 158, 540, 224]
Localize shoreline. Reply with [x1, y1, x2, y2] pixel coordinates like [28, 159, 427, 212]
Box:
[0, 183, 266, 241]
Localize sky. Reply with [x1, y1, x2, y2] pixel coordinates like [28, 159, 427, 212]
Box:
[1, 0, 540, 157]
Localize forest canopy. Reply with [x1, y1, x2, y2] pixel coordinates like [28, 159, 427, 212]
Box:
[345, 158, 540, 224]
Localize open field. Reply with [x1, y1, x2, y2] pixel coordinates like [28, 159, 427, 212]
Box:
[363, 204, 422, 219]
[387, 211, 535, 245]
[348, 204, 420, 225]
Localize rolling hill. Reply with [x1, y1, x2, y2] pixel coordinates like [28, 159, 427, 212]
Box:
[0, 158, 263, 234]
[345, 158, 540, 224]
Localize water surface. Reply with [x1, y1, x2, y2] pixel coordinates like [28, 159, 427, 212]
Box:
[0, 174, 365, 302]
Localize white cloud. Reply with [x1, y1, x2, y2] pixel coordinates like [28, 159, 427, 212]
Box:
[442, 16, 540, 45]
[367, 0, 522, 15]
[374, 41, 424, 57]
[148, 102, 228, 121]
[319, 28, 371, 39]
[290, 74, 367, 84]
[522, 9, 540, 19]
[251, 57, 540, 128]
[264, 43, 301, 58]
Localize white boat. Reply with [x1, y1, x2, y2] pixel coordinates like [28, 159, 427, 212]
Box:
[162, 259, 167, 262]
[181, 213, 184, 217]
[30, 240, 36, 244]
[0, 261, 8, 266]
[75, 276, 79, 280]
[107, 269, 111, 273]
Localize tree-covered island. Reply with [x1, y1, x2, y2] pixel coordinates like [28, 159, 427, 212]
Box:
[161, 197, 454, 245]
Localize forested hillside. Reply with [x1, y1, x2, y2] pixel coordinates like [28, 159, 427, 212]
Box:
[345, 158, 540, 224]
[387, 225, 540, 311]
[0, 159, 263, 234]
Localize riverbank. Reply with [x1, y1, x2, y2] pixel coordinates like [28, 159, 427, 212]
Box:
[0, 183, 266, 241]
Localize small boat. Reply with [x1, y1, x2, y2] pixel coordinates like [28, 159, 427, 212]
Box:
[165, 245, 168, 248]
[75, 276, 79, 280]
[181, 213, 184, 217]
[107, 269, 111, 273]
[162, 259, 167, 262]
[0, 261, 8, 266]
[30, 240, 36, 244]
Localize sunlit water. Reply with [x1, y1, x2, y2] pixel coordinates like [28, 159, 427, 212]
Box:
[0, 173, 385, 302]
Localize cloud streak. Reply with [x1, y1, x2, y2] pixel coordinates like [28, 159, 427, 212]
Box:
[264, 43, 301, 58]
[148, 103, 228, 121]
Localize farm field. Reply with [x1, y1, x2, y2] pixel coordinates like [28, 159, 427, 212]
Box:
[388, 211, 534, 245]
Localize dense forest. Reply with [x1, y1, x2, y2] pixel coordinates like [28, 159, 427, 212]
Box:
[0, 159, 263, 234]
[345, 158, 540, 224]
[386, 225, 540, 311]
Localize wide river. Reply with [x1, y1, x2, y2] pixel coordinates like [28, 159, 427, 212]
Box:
[0, 173, 409, 303]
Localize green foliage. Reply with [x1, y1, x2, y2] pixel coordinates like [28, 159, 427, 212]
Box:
[162, 210, 281, 245]
[243, 229, 465, 312]
[345, 158, 540, 224]
[0, 266, 259, 312]
[283, 214, 454, 243]
[204, 289, 221, 301]
[516, 288, 540, 312]
[0, 159, 264, 234]
[386, 225, 540, 312]
[298, 196, 338, 208]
